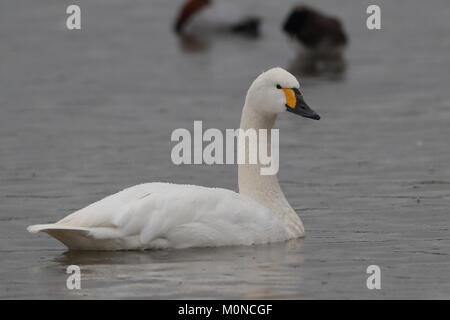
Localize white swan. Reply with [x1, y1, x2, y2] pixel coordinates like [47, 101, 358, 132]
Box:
[27, 67, 320, 250]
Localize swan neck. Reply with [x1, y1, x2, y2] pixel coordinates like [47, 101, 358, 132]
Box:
[237, 102, 304, 237]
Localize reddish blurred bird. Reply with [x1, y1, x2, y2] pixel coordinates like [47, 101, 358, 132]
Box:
[174, 0, 261, 37]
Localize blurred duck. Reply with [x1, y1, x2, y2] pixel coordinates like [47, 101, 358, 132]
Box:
[174, 0, 261, 37]
[282, 6, 348, 53]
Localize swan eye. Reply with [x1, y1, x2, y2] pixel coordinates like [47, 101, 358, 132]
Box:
[276, 84, 282, 89]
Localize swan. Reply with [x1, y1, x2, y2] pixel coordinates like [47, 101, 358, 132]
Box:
[27, 67, 320, 251]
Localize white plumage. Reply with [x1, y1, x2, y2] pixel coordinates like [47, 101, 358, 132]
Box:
[27, 67, 320, 250]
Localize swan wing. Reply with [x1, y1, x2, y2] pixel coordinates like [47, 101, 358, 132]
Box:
[55, 183, 170, 228]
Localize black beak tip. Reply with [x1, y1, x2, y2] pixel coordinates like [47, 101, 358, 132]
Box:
[312, 114, 321, 120]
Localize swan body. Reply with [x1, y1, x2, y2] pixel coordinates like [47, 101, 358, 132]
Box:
[28, 183, 288, 250]
[27, 67, 320, 250]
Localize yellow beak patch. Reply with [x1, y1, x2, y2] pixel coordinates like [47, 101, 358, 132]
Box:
[282, 88, 296, 109]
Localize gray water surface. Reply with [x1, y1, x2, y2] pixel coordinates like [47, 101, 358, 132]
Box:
[1, 0, 450, 299]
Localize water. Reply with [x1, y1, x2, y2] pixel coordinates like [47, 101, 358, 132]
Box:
[1, 0, 449, 299]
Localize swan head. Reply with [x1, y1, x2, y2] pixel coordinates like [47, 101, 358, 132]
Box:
[246, 67, 320, 120]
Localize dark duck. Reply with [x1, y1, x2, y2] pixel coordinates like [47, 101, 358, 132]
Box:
[282, 6, 348, 54]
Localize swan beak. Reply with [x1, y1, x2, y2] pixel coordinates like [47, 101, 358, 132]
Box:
[283, 88, 320, 120]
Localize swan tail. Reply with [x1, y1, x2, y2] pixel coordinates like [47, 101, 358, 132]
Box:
[27, 224, 96, 249]
[27, 224, 139, 250]
[27, 224, 88, 234]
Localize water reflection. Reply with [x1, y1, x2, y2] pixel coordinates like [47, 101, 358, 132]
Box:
[54, 238, 304, 265]
[288, 51, 347, 79]
[176, 32, 260, 53]
[177, 34, 211, 53]
[52, 239, 305, 299]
